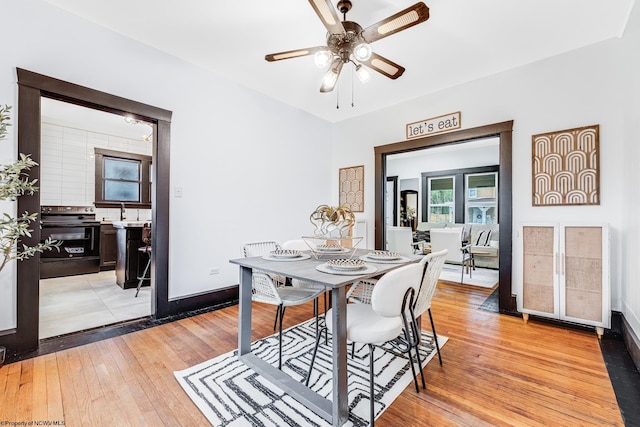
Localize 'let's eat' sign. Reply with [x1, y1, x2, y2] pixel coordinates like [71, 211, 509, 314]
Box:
[405, 111, 461, 139]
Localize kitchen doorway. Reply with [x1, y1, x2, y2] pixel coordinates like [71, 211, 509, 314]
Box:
[38, 99, 154, 339]
[14, 68, 172, 352]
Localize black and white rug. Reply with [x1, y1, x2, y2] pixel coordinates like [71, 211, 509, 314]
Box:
[175, 318, 447, 426]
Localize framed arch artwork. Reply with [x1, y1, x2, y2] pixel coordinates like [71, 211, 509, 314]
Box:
[532, 124, 600, 206]
[339, 165, 364, 212]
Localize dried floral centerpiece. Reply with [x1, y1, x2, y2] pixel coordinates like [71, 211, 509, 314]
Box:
[309, 204, 355, 238]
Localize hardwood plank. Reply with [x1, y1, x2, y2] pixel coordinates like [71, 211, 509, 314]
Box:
[43, 353, 64, 422]
[0, 282, 624, 426]
[15, 359, 33, 422]
[31, 356, 48, 421]
[1, 362, 22, 422]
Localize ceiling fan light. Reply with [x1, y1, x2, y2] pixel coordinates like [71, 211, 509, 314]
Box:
[355, 64, 371, 83]
[314, 50, 333, 68]
[353, 43, 372, 61]
[320, 60, 343, 92]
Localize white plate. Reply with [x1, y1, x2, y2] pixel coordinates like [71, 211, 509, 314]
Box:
[261, 254, 311, 262]
[366, 251, 401, 261]
[316, 263, 377, 276]
[325, 258, 366, 271]
[270, 249, 301, 259]
[315, 245, 346, 253]
[359, 255, 411, 264]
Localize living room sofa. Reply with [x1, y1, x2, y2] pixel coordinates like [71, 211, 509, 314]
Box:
[415, 222, 499, 269]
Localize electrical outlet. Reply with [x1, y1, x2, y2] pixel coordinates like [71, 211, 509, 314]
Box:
[209, 267, 220, 275]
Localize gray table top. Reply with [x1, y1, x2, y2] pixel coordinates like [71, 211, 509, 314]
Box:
[230, 249, 421, 289]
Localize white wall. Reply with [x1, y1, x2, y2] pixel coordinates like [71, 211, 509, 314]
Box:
[0, 0, 333, 330]
[332, 16, 638, 338]
[621, 3, 640, 340]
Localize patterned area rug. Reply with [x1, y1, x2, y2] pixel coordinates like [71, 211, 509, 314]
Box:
[439, 264, 499, 288]
[175, 318, 447, 426]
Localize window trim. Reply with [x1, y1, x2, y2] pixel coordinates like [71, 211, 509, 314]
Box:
[94, 147, 152, 208]
[421, 165, 499, 224]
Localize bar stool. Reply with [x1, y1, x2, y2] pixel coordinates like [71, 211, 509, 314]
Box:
[135, 224, 151, 297]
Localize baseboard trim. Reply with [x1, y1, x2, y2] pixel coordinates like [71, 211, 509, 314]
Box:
[0, 328, 16, 351]
[620, 312, 640, 372]
[160, 285, 238, 318]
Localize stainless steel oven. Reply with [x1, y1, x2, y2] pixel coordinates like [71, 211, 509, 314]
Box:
[40, 206, 101, 279]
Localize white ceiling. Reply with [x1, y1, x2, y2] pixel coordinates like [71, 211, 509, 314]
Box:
[42, 0, 635, 123]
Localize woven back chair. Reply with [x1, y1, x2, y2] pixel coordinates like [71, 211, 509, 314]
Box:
[413, 249, 448, 365]
[242, 241, 285, 287]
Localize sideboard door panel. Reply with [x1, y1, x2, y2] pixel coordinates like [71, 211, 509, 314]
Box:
[562, 226, 606, 325]
[522, 225, 556, 315]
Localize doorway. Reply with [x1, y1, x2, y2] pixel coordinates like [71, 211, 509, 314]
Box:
[38, 99, 154, 338]
[374, 121, 516, 313]
[14, 68, 172, 351]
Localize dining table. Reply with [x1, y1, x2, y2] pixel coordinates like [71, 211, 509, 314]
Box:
[229, 248, 420, 426]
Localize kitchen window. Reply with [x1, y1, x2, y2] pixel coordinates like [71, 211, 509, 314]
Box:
[94, 148, 152, 208]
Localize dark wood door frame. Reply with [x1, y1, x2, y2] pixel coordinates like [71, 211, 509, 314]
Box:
[0, 69, 233, 354]
[374, 121, 516, 313]
[386, 176, 398, 226]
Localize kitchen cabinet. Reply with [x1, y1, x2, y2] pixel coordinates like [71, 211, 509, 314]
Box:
[100, 223, 117, 269]
[517, 223, 610, 337]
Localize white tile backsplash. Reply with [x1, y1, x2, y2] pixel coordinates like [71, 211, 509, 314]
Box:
[41, 122, 152, 208]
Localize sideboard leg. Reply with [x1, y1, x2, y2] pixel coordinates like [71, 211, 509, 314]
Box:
[596, 326, 604, 339]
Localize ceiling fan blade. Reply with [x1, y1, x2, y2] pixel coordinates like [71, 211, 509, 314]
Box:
[265, 46, 328, 62]
[362, 2, 429, 44]
[359, 53, 405, 79]
[308, 0, 346, 35]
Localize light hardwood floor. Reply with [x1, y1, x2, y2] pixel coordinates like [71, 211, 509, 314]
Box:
[0, 282, 623, 426]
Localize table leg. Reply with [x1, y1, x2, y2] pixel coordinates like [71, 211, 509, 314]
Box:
[238, 266, 253, 355]
[331, 286, 349, 426]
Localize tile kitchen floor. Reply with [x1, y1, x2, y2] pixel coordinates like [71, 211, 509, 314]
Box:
[39, 270, 151, 339]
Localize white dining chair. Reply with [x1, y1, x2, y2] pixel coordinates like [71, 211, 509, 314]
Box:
[386, 226, 416, 255]
[429, 228, 472, 283]
[282, 239, 329, 340]
[242, 241, 289, 331]
[305, 263, 423, 426]
[414, 249, 448, 371]
[251, 273, 324, 369]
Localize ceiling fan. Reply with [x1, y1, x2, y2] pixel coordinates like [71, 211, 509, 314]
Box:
[265, 0, 430, 93]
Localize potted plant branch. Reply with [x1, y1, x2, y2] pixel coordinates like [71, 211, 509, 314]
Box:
[0, 105, 59, 365]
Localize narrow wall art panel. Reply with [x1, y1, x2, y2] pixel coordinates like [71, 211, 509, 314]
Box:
[339, 165, 364, 212]
[532, 124, 600, 206]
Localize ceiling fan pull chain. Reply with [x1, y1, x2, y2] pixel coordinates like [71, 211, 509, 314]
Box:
[336, 81, 340, 109]
[351, 65, 355, 108]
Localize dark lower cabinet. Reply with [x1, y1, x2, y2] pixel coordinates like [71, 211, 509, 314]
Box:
[115, 226, 144, 289]
[100, 224, 117, 270]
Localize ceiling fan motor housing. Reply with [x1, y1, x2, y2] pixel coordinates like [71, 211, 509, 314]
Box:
[337, 0, 352, 14]
[327, 21, 366, 63]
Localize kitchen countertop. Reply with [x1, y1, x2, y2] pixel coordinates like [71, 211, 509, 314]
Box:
[111, 220, 151, 229]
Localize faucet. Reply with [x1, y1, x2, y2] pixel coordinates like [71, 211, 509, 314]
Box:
[120, 203, 126, 221]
